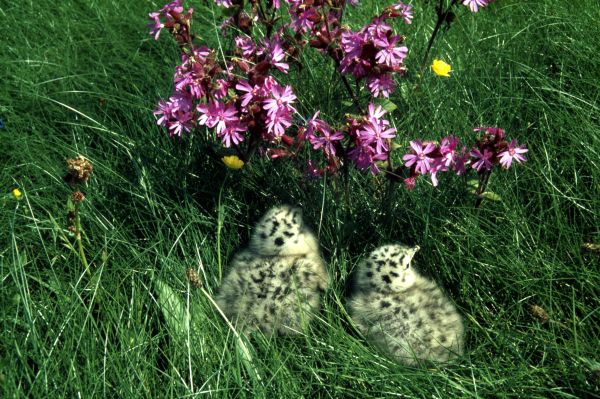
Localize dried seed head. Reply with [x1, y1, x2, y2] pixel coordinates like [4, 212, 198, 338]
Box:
[186, 268, 202, 288]
[71, 191, 85, 204]
[65, 155, 93, 185]
[529, 304, 549, 324]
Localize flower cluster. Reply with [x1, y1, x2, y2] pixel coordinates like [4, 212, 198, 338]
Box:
[471, 127, 528, 170]
[148, 0, 193, 43]
[150, 2, 301, 150]
[401, 127, 528, 190]
[287, 1, 412, 98]
[402, 136, 468, 189]
[152, 0, 410, 164]
[305, 103, 396, 176]
[151, 0, 521, 191]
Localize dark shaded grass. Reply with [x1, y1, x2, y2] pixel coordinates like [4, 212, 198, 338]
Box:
[1, 0, 599, 397]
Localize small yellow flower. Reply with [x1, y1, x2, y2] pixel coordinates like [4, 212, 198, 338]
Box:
[431, 59, 452, 77]
[222, 155, 244, 170]
[11, 188, 22, 200]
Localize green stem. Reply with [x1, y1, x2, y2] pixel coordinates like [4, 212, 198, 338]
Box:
[420, 0, 459, 72]
[339, 73, 364, 114]
[474, 169, 492, 208]
[216, 177, 227, 284]
[75, 207, 91, 276]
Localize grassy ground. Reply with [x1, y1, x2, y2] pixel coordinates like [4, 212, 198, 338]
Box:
[1, 0, 599, 397]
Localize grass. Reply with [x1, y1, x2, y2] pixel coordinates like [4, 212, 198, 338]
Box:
[1, 0, 599, 397]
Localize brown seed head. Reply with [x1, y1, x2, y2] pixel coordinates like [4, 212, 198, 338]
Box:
[529, 304, 549, 324]
[186, 268, 202, 288]
[72, 191, 85, 204]
[65, 155, 93, 185]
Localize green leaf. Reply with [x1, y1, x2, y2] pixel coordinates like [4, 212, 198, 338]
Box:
[479, 191, 502, 202]
[153, 277, 189, 339]
[376, 98, 397, 112]
[467, 179, 479, 189]
[398, 83, 410, 102]
[341, 100, 353, 107]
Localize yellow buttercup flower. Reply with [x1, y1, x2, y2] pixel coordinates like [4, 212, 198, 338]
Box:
[11, 188, 22, 200]
[222, 155, 244, 170]
[431, 59, 452, 77]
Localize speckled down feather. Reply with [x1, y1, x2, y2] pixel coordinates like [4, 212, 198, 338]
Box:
[348, 244, 464, 365]
[215, 205, 328, 335]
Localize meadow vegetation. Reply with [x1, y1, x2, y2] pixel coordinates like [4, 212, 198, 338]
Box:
[1, 0, 599, 397]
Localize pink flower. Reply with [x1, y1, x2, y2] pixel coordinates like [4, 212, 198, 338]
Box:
[366, 103, 388, 126]
[309, 126, 344, 157]
[219, 122, 246, 147]
[367, 74, 395, 98]
[264, 36, 289, 74]
[348, 144, 387, 174]
[403, 140, 437, 174]
[235, 36, 256, 59]
[470, 148, 494, 172]
[154, 99, 175, 127]
[148, 0, 188, 40]
[374, 35, 408, 67]
[340, 31, 366, 56]
[213, 79, 230, 100]
[367, 20, 393, 39]
[391, 2, 413, 24]
[148, 12, 163, 40]
[197, 101, 238, 135]
[236, 80, 260, 107]
[498, 139, 528, 169]
[403, 175, 417, 190]
[439, 135, 460, 168]
[214, 0, 233, 7]
[305, 111, 330, 139]
[339, 31, 370, 78]
[263, 84, 296, 116]
[462, 0, 489, 12]
[168, 111, 194, 137]
[358, 122, 396, 154]
[289, 5, 318, 33]
[266, 108, 293, 137]
[174, 69, 205, 99]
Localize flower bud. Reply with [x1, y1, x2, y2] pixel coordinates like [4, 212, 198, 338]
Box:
[72, 191, 85, 204]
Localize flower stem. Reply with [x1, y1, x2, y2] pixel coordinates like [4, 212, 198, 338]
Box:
[420, 0, 459, 72]
[474, 169, 492, 208]
[318, 3, 364, 114]
[339, 74, 364, 114]
[74, 205, 91, 276]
